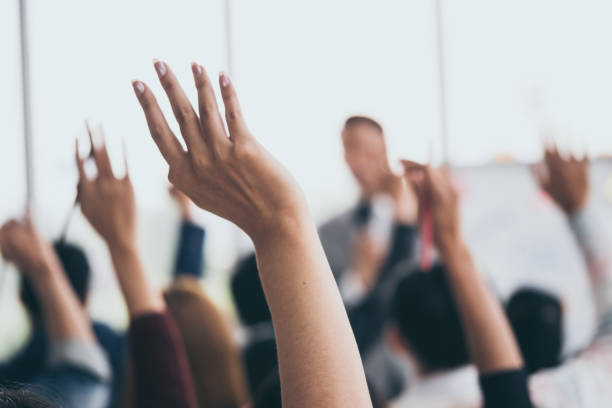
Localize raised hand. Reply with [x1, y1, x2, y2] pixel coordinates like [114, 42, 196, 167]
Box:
[0, 218, 58, 276]
[132, 62, 307, 241]
[133, 62, 372, 407]
[401, 160, 525, 377]
[0, 218, 96, 344]
[401, 161, 460, 249]
[533, 146, 589, 215]
[76, 131, 136, 251]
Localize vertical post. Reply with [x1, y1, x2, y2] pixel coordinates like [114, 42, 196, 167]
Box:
[434, 0, 449, 166]
[19, 0, 34, 212]
[224, 0, 234, 77]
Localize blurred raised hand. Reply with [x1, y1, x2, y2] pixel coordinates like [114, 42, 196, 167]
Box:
[76, 130, 136, 252]
[533, 146, 589, 215]
[132, 62, 307, 241]
[0, 218, 58, 277]
[401, 161, 460, 249]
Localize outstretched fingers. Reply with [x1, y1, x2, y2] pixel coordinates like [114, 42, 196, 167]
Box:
[154, 60, 209, 157]
[219, 72, 250, 142]
[132, 80, 184, 165]
[191, 63, 230, 152]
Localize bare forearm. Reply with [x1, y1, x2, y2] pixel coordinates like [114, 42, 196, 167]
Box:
[30, 261, 95, 343]
[108, 242, 165, 318]
[253, 217, 372, 408]
[440, 239, 523, 373]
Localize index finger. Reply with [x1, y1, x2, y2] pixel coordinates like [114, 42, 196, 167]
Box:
[132, 80, 184, 165]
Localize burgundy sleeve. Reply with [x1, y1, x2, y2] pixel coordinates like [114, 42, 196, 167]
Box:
[129, 311, 198, 408]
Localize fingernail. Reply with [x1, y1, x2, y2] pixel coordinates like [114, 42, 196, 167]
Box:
[132, 80, 145, 95]
[154, 60, 167, 77]
[191, 62, 202, 77]
[219, 71, 230, 88]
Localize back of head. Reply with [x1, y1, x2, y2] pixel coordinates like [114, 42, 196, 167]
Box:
[231, 254, 271, 326]
[506, 287, 563, 374]
[0, 388, 56, 408]
[164, 279, 249, 408]
[391, 263, 469, 373]
[20, 241, 90, 320]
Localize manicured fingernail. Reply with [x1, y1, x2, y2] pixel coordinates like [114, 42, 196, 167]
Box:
[191, 62, 202, 77]
[132, 80, 145, 95]
[154, 60, 167, 77]
[219, 71, 230, 88]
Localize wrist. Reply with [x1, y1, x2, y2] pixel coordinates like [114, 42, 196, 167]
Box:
[107, 238, 138, 260]
[250, 209, 314, 252]
[436, 232, 466, 258]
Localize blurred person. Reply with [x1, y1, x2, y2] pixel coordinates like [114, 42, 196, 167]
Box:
[524, 146, 612, 407]
[133, 59, 372, 407]
[0, 241, 125, 408]
[76, 135, 197, 408]
[231, 220, 415, 397]
[164, 277, 249, 408]
[0, 387, 56, 408]
[319, 116, 419, 397]
[389, 162, 533, 408]
[0, 219, 112, 408]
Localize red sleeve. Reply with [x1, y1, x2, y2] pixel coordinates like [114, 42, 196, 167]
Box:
[129, 311, 198, 408]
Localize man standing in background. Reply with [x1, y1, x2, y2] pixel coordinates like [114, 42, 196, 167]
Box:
[319, 116, 419, 398]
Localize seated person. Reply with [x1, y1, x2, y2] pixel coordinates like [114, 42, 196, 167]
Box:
[388, 263, 477, 407]
[0, 219, 112, 408]
[390, 161, 532, 408]
[0, 241, 124, 408]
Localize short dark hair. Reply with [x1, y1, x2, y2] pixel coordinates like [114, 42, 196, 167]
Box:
[344, 116, 383, 134]
[506, 287, 563, 374]
[0, 387, 57, 408]
[391, 263, 469, 372]
[230, 254, 271, 326]
[20, 241, 90, 320]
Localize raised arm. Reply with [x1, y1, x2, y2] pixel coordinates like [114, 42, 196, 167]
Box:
[403, 161, 531, 407]
[132, 60, 371, 407]
[76, 133, 197, 408]
[533, 147, 612, 321]
[0, 219, 111, 407]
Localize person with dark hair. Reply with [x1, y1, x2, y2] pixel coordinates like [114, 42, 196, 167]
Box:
[506, 287, 563, 374]
[388, 263, 477, 406]
[524, 146, 612, 406]
[0, 241, 124, 408]
[390, 161, 533, 408]
[0, 387, 56, 408]
[0, 219, 112, 408]
[318, 116, 418, 398]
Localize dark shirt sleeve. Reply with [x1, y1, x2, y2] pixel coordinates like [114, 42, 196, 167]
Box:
[479, 369, 533, 408]
[378, 223, 416, 284]
[129, 312, 198, 408]
[173, 221, 206, 279]
[348, 224, 416, 354]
